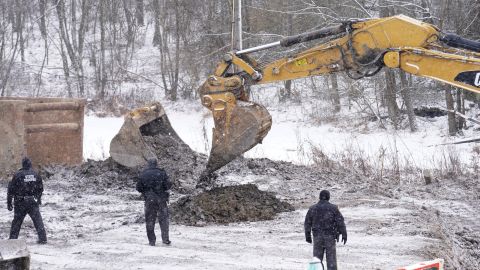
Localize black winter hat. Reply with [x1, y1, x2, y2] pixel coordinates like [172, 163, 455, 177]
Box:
[319, 190, 330, 201]
[147, 158, 158, 168]
[22, 157, 32, 169]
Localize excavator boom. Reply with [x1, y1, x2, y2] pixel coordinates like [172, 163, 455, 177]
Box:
[200, 15, 480, 174]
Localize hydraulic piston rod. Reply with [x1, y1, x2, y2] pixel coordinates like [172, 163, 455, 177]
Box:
[236, 24, 346, 55]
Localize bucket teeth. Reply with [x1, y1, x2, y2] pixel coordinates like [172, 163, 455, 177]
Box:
[206, 101, 272, 173]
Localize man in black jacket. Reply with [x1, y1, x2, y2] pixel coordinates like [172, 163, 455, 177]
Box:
[304, 190, 347, 270]
[7, 157, 47, 244]
[136, 158, 172, 246]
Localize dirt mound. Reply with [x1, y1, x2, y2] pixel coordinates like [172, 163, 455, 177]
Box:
[170, 184, 294, 225]
[142, 133, 206, 192]
[38, 130, 206, 194]
[39, 158, 140, 194]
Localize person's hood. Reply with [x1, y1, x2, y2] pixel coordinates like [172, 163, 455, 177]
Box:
[319, 190, 330, 201]
[147, 158, 158, 169]
[22, 157, 32, 170]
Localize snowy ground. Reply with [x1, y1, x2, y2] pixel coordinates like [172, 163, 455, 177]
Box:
[0, 175, 438, 270]
[0, 98, 469, 270]
[84, 101, 479, 170]
[0, 107, 477, 269]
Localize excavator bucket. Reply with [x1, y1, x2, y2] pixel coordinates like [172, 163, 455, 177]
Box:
[206, 100, 272, 173]
[110, 102, 181, 167]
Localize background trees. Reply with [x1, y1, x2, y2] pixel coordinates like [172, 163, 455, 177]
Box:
[0, 0, 478, 132]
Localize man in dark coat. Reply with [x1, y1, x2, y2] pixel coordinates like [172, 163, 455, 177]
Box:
[136, 158, 172, 246]
[304, 190, 347, 270]
[7, 157, 47, 244]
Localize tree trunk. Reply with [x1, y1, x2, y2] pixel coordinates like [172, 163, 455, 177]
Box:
[38, 0, 47, 39]
[399, 70, 417, 132]
[330, 73, 341, 112]
[99, 0, 107, 99]
[439, 0, 457, 135]
[280, 80, 292, 102]
[445, 86, 457, 135]
[135, 0, 144, 26]
[283, 0, 293, 100]
[0, 34, 20, 97]
[380, 0, 399, 129]
[71, 0, 78, 53]
[170, 0, 180, 101]
[15, 0, 24, 62]
[456, 89, 465, 130]
[152, 0, 161, 46]
[122, 0, 135, 47]
[242, 0, 251, 48]
[59, 38, 73, 97]
[385, 69, 399, 129]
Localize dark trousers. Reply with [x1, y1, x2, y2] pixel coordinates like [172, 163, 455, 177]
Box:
[9, 198, 47, 242]
[313, 234, 337, 270]
[144, 198, 169, 244]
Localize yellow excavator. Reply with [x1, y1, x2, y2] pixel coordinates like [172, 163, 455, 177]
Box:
[198, 14, 480, 174]
[110, 15, 480, 175]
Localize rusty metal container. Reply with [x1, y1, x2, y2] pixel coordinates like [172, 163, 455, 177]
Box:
[0, 97, 85, 177]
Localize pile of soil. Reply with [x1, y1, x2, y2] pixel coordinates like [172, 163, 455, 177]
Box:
[142, 133, 206, 192]
[170, 184, 294, 226]
[39, 158, 140, 194]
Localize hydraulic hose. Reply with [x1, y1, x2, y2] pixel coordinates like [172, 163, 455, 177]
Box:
[440, 33, 480, 52]
[280, 24, 347, 47]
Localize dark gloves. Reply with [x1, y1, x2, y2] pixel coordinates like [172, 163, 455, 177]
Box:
[306, 234, 312, 244]
[336, 233, 347, 245]
[36, 197, 42, 206]
[341, 233, 347, 245]
[8, 202, 13, 211]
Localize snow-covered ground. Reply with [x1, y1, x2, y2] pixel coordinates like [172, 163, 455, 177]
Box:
[19, 207, 434, 270]
[0, 176, 437, 270]
[84, 101, 479, 171]
[70, 99, 478, 270]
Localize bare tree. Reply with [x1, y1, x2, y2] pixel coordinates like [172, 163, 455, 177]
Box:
[135, 0, 144, 26]
[330, 74, 341, 112]
[38, 0, 47, 39]
[439, 0, 457, 135]
[152, 0, 161, 46]
[380, 0, 399, 129]
[55, 0, 92, 96]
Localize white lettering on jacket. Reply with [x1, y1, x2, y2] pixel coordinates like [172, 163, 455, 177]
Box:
[24, 175, 36, 182]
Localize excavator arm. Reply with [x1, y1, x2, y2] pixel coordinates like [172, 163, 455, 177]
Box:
[199, 15, 480, 174]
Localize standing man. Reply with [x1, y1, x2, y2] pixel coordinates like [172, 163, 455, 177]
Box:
[304, 190, 347, 270]
[136, 158, 172, 246]
[7, 157, 47, 244]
